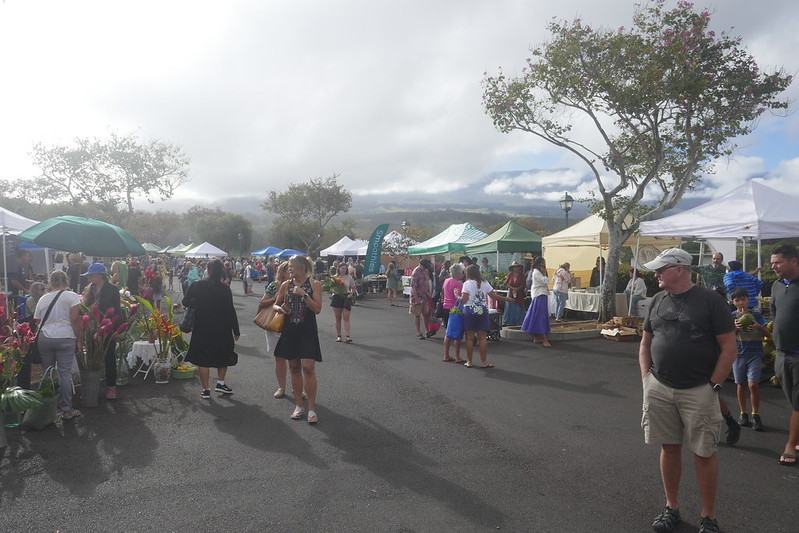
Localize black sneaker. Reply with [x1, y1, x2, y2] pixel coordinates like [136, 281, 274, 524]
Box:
[699, 516, 720, 533]
[215, 383, 233, 394]
[725, 417, 741, 445]
[751, 413, 763, 431]
[201, 389, 211, 399]
[653, 506, 681, 533]
[738, 412, 750, 426]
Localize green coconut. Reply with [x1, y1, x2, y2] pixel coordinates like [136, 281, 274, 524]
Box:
[738, 313, 755, 329]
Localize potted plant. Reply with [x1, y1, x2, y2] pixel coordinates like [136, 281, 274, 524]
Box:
[0, 297, 42, 446]
[136, 297, 181, 383]
[21, 366, 58, 431]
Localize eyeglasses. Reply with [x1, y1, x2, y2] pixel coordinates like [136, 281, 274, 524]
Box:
[654, 264, 682, 275]
[656, 294, 684, 321]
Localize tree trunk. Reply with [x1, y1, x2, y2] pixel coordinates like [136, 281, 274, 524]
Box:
[599, 225, 626, 323]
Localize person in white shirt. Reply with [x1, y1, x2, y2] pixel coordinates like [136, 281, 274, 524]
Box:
[625, 267, 648, 316]
[521, 256, 552, 346]
[456, 264, 511, 368]
[34, 270, 82, 419]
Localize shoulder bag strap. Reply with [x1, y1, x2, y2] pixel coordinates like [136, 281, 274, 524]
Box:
[36, 290, 65, 337]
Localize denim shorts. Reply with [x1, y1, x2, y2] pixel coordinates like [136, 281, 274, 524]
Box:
[733, 354, 764, 384]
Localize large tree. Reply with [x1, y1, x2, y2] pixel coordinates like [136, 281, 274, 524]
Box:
[483, 0, 791, 319]
[262, 174, 352, 255]
[188, 206, 252, 256]
[1, 132, 190, 217]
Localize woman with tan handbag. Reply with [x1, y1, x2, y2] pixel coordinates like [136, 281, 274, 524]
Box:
[257, 261, 294, 398]
[273, 256, 323, 423]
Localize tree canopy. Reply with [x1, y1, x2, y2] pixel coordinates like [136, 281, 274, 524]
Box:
[1, 132, 190, 217]
[262, 174, 352, 254]
[483, 0, 792, 318]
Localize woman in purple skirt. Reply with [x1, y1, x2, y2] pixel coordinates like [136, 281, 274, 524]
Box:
[521, 256, 552, 346]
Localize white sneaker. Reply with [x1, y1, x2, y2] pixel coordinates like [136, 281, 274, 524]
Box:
[274, 387, 285, 399]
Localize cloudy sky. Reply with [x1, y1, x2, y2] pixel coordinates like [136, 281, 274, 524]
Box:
[1, 0, 797, 211]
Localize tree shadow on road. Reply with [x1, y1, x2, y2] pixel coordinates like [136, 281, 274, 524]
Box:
[0, 398, 159, 500]
[198, 397, 328, 470]
[314, 410, 507, 530]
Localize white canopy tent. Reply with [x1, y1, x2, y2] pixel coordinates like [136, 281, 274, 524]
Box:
[319, 236, 355, 257]
[1, 207, 41, 293]
[639, 181, 799, 270]
[184, 242, 228, 258]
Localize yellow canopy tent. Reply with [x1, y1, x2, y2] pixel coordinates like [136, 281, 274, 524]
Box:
[542, 214, 680, 288]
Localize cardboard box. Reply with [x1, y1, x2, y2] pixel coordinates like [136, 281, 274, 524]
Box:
[613, 316, 644, 328]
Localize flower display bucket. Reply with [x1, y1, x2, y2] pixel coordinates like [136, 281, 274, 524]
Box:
[116, 356, 130, 386]
[153, 359, 171, 384]
[80, 369, 102, 408]
[21, 396, 57, 431]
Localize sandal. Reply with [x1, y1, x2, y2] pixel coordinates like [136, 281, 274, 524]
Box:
[345, 337, 353, 343]
[307, 410, 318, 424]
[291, 406, 305, 420]
[463, 362, 474, 368]
[442, 358, 455, 362]
[417, 334, 425, 340]
[479, 363, 495, 369]
[779, 453, 797, 466]
[62, 409, 82, 420]
[336, 336, 342, 342]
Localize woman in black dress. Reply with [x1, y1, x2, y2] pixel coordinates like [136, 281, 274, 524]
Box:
[274, 255, 323, 423]
[183, 258, 240, 399]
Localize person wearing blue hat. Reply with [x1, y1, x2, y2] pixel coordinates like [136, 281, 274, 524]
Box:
[82, 263, 122, 400]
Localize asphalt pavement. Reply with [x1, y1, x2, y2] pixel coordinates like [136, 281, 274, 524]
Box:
[2, 281, 799, 532]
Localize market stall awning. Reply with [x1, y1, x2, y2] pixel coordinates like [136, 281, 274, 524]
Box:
[407, 223, 487, 255]
[184, 242, 228, 258]
[319, 236, 354, 256]
[18, 215, 145, 257]
[251, 246, 283, 256]
[465, 220, 542, 254]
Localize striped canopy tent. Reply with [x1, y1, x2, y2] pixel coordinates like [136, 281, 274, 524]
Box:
[407, 223, 487, 256]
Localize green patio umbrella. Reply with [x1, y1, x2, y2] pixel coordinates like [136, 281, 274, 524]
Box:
[18, 216, 146, 257]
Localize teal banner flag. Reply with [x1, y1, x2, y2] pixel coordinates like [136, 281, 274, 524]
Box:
[364, 224, 389, 275]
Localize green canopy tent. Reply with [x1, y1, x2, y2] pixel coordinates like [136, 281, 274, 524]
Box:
[464, 220, 542, 272]
[407, 223, 487, 256]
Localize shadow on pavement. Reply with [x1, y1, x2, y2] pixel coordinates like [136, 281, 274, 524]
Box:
[198, 397, 328, 470]
[314, 409, 507, 530]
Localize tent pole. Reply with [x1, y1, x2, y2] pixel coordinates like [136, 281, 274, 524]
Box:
[757, 239, 762, 279]
[2, 228, 7, 297]
[698, 240, 705, 266]
[629, 235, 641, 315]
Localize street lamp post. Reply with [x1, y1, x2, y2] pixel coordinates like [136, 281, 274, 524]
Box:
[559, 192, 574, 228]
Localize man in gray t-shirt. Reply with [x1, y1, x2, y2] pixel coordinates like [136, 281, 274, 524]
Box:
[639, 248, 736, 533]
[770, 244, 799, 466]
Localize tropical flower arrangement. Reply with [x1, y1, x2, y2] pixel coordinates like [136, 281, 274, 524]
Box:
[0, 294, 42, 414]
[329, 277, 347, 297]
[77, 304, 130, 371]
[135, 297, 187, 364]
[135, 297, 181, 361]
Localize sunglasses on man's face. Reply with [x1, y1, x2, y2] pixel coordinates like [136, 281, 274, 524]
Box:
[655, 264, 682, 275]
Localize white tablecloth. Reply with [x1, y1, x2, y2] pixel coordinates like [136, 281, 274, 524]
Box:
[402, 275, 412, 296]
[566, 291, 628, 314]
[127, 340, 159, 367]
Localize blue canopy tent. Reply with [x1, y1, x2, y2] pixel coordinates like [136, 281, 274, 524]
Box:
[252, 246, 283, 256]
[276, 248, 306, 259]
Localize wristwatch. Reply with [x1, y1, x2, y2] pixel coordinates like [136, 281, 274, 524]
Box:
[302, 293, 308, 300]
[710, 381, 722, 392]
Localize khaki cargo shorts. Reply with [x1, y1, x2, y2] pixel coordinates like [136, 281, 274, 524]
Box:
[641, 372, 721, 457]
[409, 301, 429, 316]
